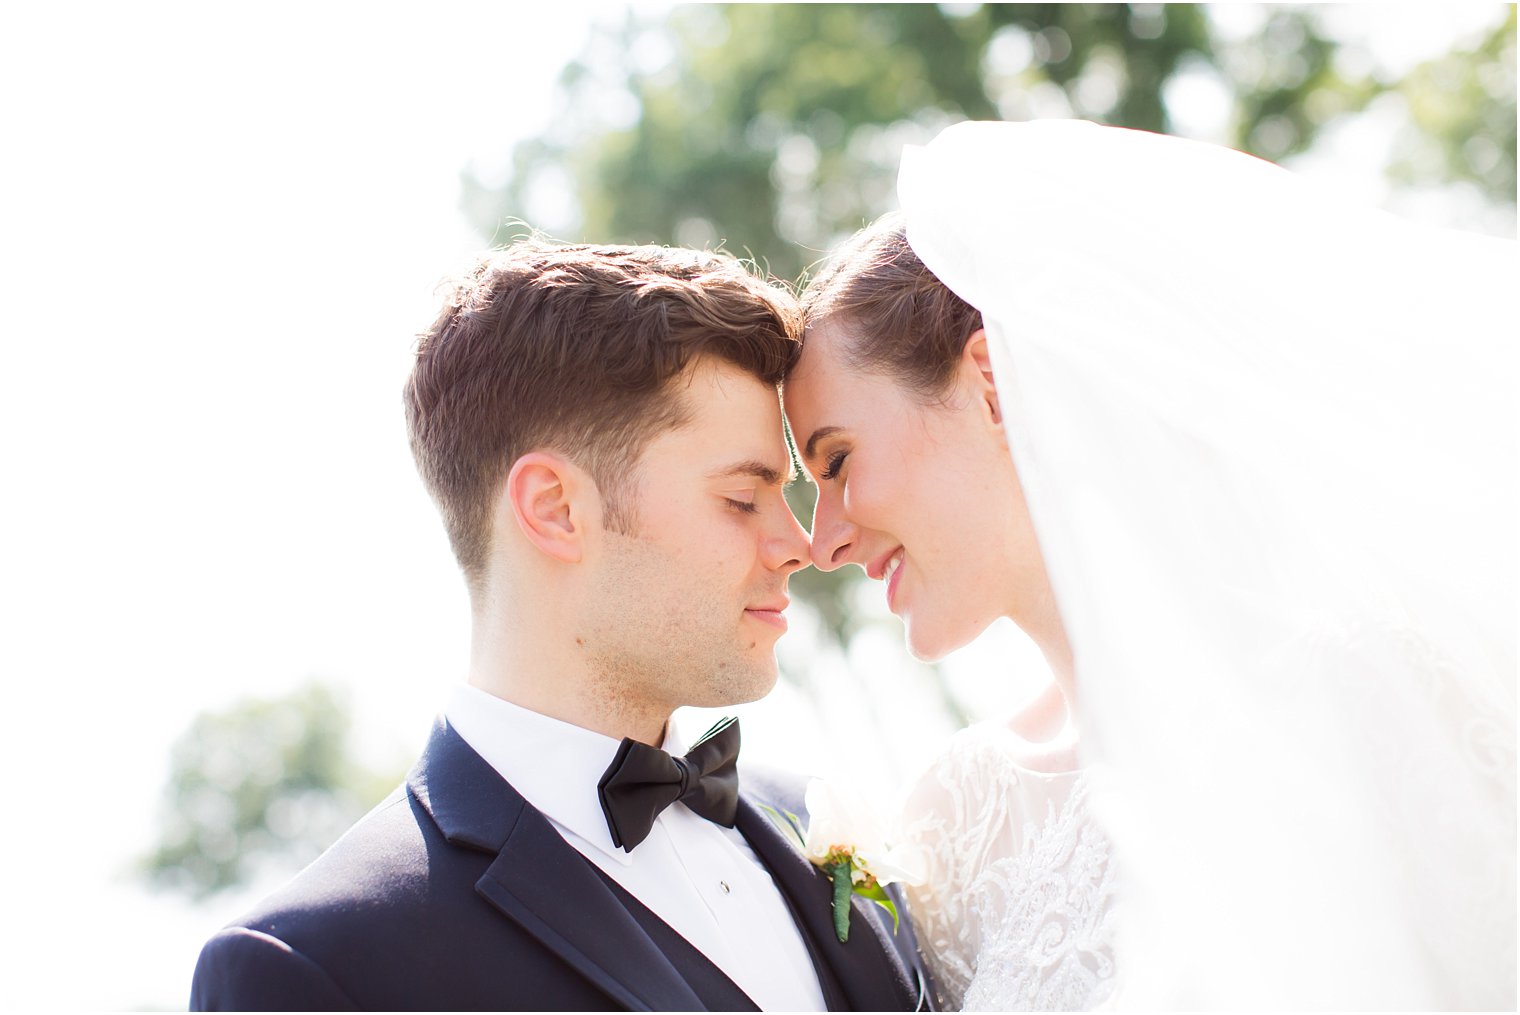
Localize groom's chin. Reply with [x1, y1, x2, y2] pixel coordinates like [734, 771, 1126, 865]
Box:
[693, 660, 780, 709]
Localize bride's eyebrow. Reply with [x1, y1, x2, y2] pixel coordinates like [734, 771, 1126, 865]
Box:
[802, 426, 843, 461]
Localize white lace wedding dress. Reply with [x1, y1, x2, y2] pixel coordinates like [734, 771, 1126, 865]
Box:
[899, 722, 1117, 1011]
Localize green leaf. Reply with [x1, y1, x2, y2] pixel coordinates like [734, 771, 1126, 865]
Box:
[853, 881, 901, 933]
[759, 804, 807, 850]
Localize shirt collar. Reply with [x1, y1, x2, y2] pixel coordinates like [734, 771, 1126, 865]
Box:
[444, 683, 684, 866]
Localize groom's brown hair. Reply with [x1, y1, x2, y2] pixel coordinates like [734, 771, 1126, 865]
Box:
[405, 240, 802, 591]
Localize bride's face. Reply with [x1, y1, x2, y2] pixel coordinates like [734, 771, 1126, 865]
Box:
[784, 319, 1043, 661]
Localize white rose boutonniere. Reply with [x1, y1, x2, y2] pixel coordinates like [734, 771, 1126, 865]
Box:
[766, 779, 925, 943]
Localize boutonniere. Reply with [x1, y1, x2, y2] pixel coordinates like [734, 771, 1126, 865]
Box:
[767, 779, 925, 943]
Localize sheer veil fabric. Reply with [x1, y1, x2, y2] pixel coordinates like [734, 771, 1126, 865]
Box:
[898, 120, 1516, 1008]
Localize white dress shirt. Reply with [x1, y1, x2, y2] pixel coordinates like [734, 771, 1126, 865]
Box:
[445, 684, 827, 1012]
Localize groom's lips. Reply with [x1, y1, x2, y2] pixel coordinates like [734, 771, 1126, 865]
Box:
[744, 598, 789, 630]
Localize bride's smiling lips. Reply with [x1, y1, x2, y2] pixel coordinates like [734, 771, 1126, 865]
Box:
[866, 546, 906, 610]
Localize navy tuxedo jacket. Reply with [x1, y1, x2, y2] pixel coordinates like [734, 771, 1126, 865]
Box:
[190, 719, 932, 1011]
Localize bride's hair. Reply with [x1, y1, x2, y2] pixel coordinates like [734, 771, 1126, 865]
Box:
[799, 211, 981, 399]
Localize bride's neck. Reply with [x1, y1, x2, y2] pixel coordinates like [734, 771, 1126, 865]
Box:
[1009, 679, 1069, 740]
[1037, 620, 1077, 708]
[1005, 560, 1078, 710]
[1002, 570, 1081, 756]
[1004, 680, 1081, 773]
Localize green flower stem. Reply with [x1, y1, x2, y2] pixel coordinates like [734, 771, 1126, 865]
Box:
[826, 860, 853, 943]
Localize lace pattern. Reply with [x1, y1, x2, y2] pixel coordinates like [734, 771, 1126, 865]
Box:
[899, 724, 1117, 1011]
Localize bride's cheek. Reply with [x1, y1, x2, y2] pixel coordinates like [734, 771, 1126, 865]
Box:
[847, 470, 891, 522]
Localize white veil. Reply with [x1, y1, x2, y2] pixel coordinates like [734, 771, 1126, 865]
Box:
[898, 120, 1516, 1008]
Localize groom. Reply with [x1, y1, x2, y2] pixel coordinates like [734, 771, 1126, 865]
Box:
[189, 241, 930, 1011]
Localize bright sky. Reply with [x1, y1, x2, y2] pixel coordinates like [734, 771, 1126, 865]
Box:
[0, 3, 1509, 1009]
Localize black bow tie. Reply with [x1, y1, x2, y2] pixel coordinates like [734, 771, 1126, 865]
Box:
[597, 717, 741, 852]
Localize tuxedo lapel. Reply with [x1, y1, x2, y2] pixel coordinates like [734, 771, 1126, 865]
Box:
[409, 720, 706, 1012]
[734, 794, 922, 1012]
[475, 808, 708, 1012]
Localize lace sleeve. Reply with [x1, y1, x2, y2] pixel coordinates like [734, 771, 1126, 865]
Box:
[897, 724, 1119, 1012]
[897, 726, 1034, 1010]
[898, 737, 974, 1010]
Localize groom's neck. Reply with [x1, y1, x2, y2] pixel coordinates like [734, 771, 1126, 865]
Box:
[467, 610, 671, 747]
[472, 672, 670, 748]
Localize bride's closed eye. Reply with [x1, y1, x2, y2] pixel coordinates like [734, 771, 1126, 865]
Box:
[820, 449, 849, 481]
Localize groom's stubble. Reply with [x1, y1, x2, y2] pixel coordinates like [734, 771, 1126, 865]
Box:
[577, 522, 783, 732]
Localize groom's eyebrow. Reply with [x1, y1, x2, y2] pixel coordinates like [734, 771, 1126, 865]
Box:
[802, 426, 842, 461]
[709, 459, 790, 485]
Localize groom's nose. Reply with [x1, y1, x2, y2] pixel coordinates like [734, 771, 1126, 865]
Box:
[763, 498, 811, 575]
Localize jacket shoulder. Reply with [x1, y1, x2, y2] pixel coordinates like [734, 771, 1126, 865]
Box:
[191, 926, 357, 1011]
[192, 787, 475, 1004]
[238, 787, 439, 924]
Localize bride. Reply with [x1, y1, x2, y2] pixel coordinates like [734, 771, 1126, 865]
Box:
[783, 120, 1516, 1009]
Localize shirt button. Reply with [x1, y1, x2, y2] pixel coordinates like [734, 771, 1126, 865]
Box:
[720, 880, 731, 895]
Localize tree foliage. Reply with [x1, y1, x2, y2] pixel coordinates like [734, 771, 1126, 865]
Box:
[144, 681, 394, 899]
[480, 4, 1406, 279]
[1387, 6, 1516, 204]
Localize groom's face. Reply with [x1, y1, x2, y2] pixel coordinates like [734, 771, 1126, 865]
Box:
[579, 355, 810, 713]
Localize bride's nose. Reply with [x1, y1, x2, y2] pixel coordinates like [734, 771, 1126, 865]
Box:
[808, 493, 858, 572]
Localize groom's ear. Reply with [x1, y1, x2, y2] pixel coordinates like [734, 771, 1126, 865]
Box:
[504, 452, 592, 564]
[961, 328, 1002, 426]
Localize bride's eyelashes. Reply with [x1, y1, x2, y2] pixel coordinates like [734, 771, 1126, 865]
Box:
[724, 497, 759, 515]
[820, 449, 849, 481]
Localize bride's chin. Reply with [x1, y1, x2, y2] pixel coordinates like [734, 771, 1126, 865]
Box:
[902, 636, 941, 664]
[902, 616, 972, 664]
[902, 596, 1008, 661]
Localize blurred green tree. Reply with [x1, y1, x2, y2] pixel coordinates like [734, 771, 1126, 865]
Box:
[1387, 6, 1516, 206]
[143, 681, 396, 899]
[473, 4, 1386, 279]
